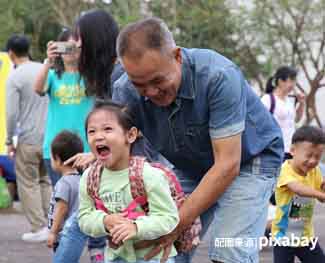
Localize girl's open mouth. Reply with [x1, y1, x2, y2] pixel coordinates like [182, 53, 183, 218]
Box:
[96, 145, 111, 158]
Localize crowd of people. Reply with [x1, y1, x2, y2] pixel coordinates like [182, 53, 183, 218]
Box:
[3, 8, 325, 263]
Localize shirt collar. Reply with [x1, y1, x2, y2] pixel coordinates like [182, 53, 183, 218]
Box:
[176, 48, 195, 100]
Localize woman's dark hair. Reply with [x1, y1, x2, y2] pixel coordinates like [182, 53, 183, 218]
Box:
[51, 130, 84, 163]
[85, 99, 136, 137]
[54, 28, 73, 79]
[265, 66, 297, 94]
[292, 126, 325, 145]
[75, 10, 119, 98]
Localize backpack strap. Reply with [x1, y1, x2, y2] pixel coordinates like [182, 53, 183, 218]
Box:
[87, 160, 102, 199]
[151, 163, 183, 193]
[129, 156, 149, 213]
[122, 196, 147, 219]
[87, 161, 111, 214]
[151, 162, 185, 209]
[269, 93, 276, 114]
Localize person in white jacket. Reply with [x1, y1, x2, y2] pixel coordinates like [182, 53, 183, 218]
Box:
[261, 66, 305, 160]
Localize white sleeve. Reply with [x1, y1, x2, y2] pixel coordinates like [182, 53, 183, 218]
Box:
[261, 94, 271, 111]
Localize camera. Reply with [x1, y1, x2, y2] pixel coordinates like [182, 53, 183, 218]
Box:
[53, 42, 77, 54]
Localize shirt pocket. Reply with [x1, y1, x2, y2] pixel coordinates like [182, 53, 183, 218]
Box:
[184, 122, 212, 154]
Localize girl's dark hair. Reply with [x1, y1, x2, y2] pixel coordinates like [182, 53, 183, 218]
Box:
[54, 28, 73, 79]
[85, 99, 136, 137]
[75, 10, 119, 98]
[51, 130, 84, 163]
[265, 66, 297, 94]
[292, 126, 325, 145]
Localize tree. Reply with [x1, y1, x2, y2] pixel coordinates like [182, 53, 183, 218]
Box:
[0, 0, 59, 59]
[148, 0, 262, 81]
[235, 0, 325, 126]
[0, 0, 144, 59]
[0, 0, 27, 50]
[1, 0, 322, 126]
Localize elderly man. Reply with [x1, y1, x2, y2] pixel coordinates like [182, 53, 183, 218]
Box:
[112, 17, 283, 263]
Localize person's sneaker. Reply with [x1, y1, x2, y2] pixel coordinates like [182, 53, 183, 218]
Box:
[89, 248, 105, 263]
[21, 227, 49, 243]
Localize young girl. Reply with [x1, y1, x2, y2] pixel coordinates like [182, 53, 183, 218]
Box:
[79, 100, 179, 263]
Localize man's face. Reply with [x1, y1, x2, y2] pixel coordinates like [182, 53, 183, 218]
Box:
[121, 48, 182, 106]
[290, 142, 325, 175]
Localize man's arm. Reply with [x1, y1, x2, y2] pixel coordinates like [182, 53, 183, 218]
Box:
[5, 77, 19, 146]
[134, 134, 242, 261]
[178, 65, 246, 228]
[177, 133, 242, 230]
[287, 181, 325, 202]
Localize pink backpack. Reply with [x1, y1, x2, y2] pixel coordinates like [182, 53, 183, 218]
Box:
[87, 156, 201, 253]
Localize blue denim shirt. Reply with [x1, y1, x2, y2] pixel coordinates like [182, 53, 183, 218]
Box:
[113, 48, 283, 180]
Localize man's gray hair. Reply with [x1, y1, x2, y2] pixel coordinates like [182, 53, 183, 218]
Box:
[116, 17, 176, 59]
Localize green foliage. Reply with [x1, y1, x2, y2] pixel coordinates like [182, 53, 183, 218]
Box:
[0, 0, 144, 59]
[0, 0, 322, 98]
[0, 0, 25, 50]
[246, 0, 324, 73]
[149, 0, 262, 82]
[0, 0, 55, 59]
[109, 0, 143, 26]
[0, 176, 11, 209]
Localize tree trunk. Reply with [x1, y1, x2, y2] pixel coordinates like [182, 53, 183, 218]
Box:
[305, 82, 322, 127]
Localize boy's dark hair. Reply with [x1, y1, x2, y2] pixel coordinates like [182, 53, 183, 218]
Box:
[51, 130, 84, 163]
[292, 126, 325, 145]
[85, 99, 136, 137]
[6, 34, 30, 57]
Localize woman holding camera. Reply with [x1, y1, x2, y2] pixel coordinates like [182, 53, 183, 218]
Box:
[34, 28, 107, 263]
[34, 28, 93, 186]
[261, 66, 305, 160]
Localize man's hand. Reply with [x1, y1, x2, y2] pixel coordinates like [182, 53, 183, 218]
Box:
[317, 196, 325, 203]
[63, 152, 96, 170]
[321, 182, 325, 192]
[7, 144, 16, 159]
[317, 192, 325, 203]
[47, 232, 57, 248]
[134, 225, 180, 262]
[111, 221, 137, 244]
[103, 212, 129, 232]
